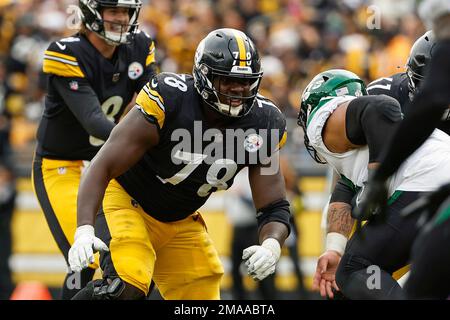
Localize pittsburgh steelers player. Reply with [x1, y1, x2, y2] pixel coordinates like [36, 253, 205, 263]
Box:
[67, 28, 291, 300]
[32, 0, 156, 299]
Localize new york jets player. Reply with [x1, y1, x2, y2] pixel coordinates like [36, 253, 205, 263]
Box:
[298, 69, 450, 299]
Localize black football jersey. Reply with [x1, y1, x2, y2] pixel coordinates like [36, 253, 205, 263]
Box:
[37, 31, 156, 160]
[367, 73, 411, 113]
[367, 72, 450, 134]
[116, 72, 287, 222]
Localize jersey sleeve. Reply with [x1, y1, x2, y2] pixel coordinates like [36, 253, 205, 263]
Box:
[135, 78, 166, 129]
[134, 31, 158, 93]
[135, 72, 184, 129]
[42, 41, 85, 78]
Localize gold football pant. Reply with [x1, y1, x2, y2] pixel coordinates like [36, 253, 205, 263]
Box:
[98, 179, 224, 299]
[32, 155, 99, 269]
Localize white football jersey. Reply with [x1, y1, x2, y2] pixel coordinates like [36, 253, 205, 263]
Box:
[307, 96, 450, 195]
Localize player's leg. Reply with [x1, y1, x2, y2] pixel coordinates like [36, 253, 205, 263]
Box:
[335, 191, 422, 299]
[32, 156, 97, 299]
[404, 198, 450, 299]
[72, 180, 156, 300]
[152, 212, 224, 300]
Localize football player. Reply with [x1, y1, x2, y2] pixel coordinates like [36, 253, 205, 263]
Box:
[32, 0, 157, 299]
[67, 28, 291, 300]
[297, 69, 450, 299]
[352, 0, 450, 299]
[367, 31, 446, 131]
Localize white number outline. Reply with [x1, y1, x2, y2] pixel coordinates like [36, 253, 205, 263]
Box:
[160, 150, 238, 197]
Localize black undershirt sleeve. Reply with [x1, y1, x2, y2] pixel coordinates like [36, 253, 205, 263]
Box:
[374, 40, 450, 181]
[52, 76, 115, 141]
[330, 177, 357, 205]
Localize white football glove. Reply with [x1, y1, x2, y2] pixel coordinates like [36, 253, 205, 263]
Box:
[68, 225, 109, 272]
[242, 238, 281, 281]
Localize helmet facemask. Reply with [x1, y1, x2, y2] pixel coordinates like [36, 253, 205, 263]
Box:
[199, 65, 262, 117]
[406, 67, 423, 97]
[405, 31, 436, 99]
[297, 94, 327, 164]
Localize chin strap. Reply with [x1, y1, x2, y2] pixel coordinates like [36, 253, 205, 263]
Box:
[216, 101, 243, 117]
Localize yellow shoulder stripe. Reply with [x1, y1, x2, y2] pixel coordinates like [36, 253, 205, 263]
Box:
[146, 42, 156, 66]
[42, 59, 85, 78]
[45, 50, 77, 62]
[136, 86, 165, 128]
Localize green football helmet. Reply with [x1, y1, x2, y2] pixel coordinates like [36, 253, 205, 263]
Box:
[297, 69, 367, 163]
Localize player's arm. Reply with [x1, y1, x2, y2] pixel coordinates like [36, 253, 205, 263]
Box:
[312, 178, 355, 298]
[77, 107, 159, 227]
[51, 77, 115, 140]
[69, 80, 167, 272]
[43, 44, 115, 140]
[241, 158, 291, 281]
[69, 108, 159, 272]
[248, 161, 290, 245]
[327, 179, 356, 253]
[242, 111, 291, 281]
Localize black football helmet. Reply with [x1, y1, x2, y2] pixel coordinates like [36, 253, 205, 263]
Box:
[406, 30, 436, 97]
[193, 28, 263, 118]
[78, 0, 142, 45]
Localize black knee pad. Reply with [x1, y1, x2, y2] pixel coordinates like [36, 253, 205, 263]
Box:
[94, 278, 145, 300]
[346, 95, 403, 162]
[72, 278, 145, 300]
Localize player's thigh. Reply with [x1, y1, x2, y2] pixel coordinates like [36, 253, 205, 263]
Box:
[32, 156, 83, 256]
[99, 179, 156, 295]
[346, 191, 422, 273]
[153, 213, 224, 300]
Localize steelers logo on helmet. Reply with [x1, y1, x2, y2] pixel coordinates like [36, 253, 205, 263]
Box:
[193, 28, 263, 118]
[128, 61, 143, 79]
[244, 133, 263, 153]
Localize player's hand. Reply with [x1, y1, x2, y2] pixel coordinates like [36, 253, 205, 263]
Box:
[242, 238, 281, 281]
[352, 178, 388, 221]
[68, 225, 109, 272]
[312, 250, 341, 299]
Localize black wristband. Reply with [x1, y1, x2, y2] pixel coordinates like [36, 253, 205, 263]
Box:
[256, 199, 291, 236]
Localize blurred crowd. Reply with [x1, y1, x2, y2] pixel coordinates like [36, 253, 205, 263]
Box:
[0, 0, 426, 174]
